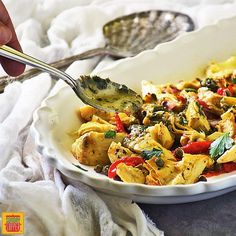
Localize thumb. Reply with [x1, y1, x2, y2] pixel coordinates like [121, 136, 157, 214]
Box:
[0, 21, 12, 45]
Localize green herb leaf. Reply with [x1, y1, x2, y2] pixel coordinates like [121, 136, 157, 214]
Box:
[141, 148, 163, 160]
[73, 164, 88, 171]
[225, 90, 231, 96]
[195, 101, 206, 117]
[178, 113, 188, 125]
[104, 130, 116, 139]
[209, 133, 234, 160]
[232, 77, 236, 84]
[141, 148, 164, 168]
[185, 88, 197, 93]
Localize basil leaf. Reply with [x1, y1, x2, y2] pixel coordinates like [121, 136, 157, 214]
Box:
[104, 130, 116, 139]
[141, 148, 163, 160]
[209, 133, 234, 160]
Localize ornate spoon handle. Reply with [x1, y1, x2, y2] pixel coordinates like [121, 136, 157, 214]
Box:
[0, 46, 119, 93]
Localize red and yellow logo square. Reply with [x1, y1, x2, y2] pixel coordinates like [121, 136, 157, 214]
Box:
[1, 212, 24, 235]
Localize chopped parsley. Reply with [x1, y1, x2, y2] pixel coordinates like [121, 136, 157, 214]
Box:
[104, 130, 116, 139]
[209, 133, 234, 160]
[141, 148, 164, 168]
[178, 113, 188, 125]
[195, 101, 206, 117]
[141, 148, 163, 159]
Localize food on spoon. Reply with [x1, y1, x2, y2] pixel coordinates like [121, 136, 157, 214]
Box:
[71, 56, 236, 185]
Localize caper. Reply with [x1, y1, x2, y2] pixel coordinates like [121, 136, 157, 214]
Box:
[174, 148, 184, 159]
[151, 93, 157, 101]
[204, 78, 218, 92]
[102, 165, 110, 176]
[94, 164, 103, 173]
[155, 157, 164, 168]
[198, 175, 207, 182]
[212, 163, 222, 171]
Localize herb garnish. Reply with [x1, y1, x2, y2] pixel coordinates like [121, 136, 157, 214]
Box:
[104, 130, 116, 138]
[73, 164, 88, 171]
[209, 133, 234, 160]
[141, 148, 163, 159]
[178, 113, 188, 125]
[185, 88, 197, 93]
[141, 148, 164, 168]
[195, 101, 206, 117]
[232, 77, 236, 84]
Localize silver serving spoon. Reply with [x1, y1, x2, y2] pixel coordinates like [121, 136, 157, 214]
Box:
[0, 45, 143, 113]
[0, 10, 194, 91]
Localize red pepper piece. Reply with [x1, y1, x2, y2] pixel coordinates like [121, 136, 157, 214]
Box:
[228, 85, 234, 96]
[197, 99, 208, 109]
[181, 141, 212, 154]
[217, 86, 233, 96]
[222, 162, 236, 173]
[108, 156, 145, 179]
[114, 112, 126, 133]
[177, 95, 186, 103]
[217, 87, 224, 96]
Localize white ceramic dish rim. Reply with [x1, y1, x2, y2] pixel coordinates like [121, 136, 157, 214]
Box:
[32, 15, 236, 199]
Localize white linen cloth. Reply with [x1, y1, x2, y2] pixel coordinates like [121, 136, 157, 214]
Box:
[1, 0, 236, 235]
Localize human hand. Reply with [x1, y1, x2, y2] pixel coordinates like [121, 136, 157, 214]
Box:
[0, 1, 25, 76]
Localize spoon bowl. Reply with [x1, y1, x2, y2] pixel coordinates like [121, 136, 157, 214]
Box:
[103, 10, 194, 57]
[77, 75, 143, 113]
[0, 45, 143, 113]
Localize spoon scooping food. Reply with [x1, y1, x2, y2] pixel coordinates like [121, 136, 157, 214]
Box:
[0, 45, 143, 113]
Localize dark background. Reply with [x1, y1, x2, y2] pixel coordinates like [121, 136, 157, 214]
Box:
[139, 191, 236, 236]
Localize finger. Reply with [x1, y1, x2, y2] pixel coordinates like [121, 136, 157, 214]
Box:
[0, 1, 25, 76]
[0, 40, 26, 77]
[0, 21, 12, 44]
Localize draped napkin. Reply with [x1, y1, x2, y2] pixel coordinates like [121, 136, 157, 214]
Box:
[1, 0, 236, 235]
